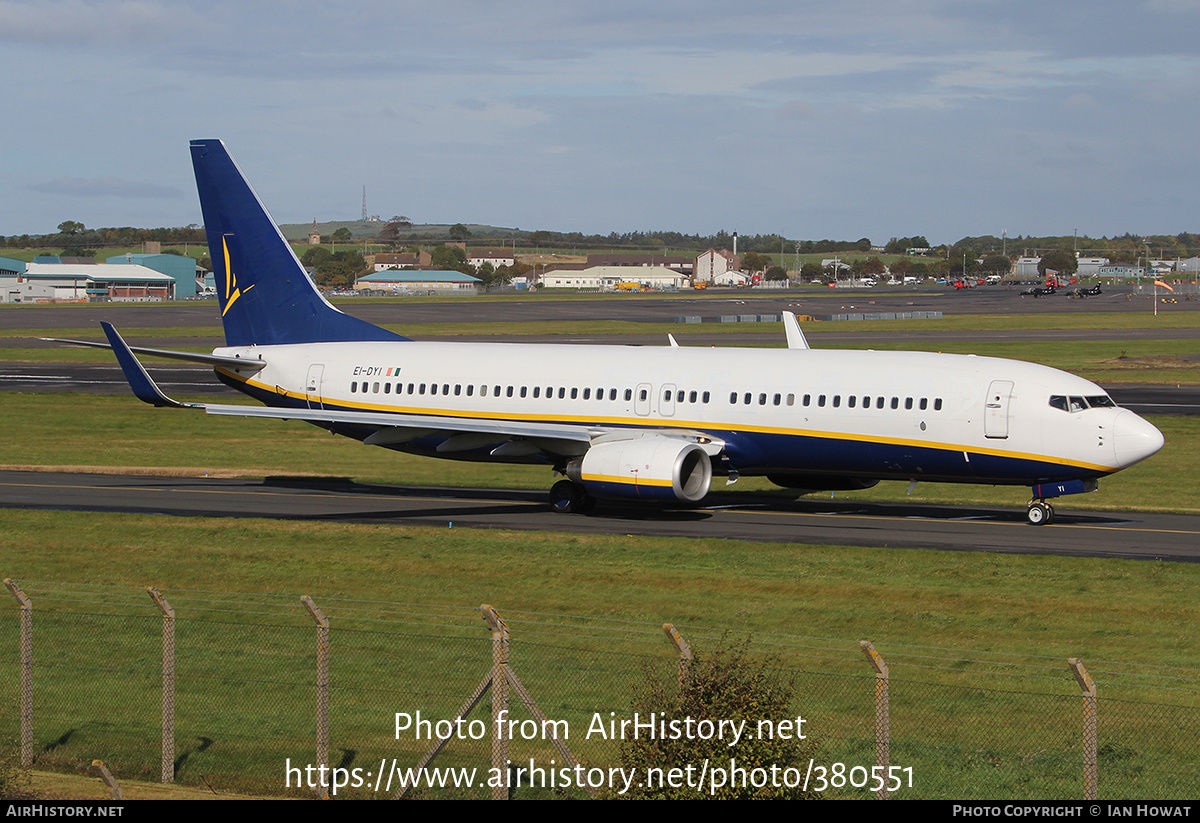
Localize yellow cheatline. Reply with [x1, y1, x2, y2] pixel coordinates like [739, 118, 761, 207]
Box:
[217, 371, 1115, 476]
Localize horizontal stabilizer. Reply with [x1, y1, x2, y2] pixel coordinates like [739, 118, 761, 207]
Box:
[44, 336, 266, 371]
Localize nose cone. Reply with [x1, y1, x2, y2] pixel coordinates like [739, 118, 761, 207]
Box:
[1113, 411, 1165, 468]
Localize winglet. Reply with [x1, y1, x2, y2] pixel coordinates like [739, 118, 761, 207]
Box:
[782, 311, 810, 350]
[101, 322, 201, 409]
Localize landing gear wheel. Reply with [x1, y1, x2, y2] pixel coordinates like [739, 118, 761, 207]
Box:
[1027, 502, 1051, 526]
[550, 480, 593, 514]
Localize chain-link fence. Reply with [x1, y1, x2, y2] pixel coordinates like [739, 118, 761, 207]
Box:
[3, 580, 1198, 799]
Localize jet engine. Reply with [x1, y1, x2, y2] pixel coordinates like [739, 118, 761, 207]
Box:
[565, 436, 714, 504]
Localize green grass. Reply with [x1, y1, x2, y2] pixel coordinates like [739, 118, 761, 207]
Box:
[1, 510, 1198, 798]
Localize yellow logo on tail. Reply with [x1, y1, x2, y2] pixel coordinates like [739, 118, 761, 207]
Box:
[221, 235, 253, 316]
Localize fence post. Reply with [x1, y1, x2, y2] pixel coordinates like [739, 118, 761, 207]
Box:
[860, 641, 890, 800]
[1068, 658, 1098, 800]
[662, 624, 692, 685]
[301, 595, 330, 798]
[480, 604, 509, 800]
[146, 587, 175, 783]
[4, 579, 32, 768]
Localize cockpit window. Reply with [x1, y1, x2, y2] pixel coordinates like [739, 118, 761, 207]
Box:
[1050, 394, 1117, 413]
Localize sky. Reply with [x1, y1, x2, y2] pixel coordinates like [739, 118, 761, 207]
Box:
[3, 0, 1199, 246]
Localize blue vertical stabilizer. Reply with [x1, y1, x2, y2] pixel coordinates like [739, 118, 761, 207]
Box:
[190, 139, 407, 346]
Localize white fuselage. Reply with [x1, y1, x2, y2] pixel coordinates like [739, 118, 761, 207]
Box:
[212, 340, 1162, 485]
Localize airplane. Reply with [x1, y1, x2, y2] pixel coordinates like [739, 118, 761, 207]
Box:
[54, 140, 1164, 526]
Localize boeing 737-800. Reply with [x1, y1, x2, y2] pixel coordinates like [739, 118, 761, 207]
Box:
[59, 140, 1164, 525]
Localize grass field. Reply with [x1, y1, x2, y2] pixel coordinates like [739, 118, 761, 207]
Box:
[2, 510, 1198, 799]
[2, 304, 1198, 799]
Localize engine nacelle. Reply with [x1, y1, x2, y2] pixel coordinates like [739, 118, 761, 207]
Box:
[567, 437, 713, 504]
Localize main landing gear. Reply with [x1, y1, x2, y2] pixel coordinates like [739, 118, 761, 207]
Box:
[1026, 499, 1055, 526]
[550, 480, 595, 514]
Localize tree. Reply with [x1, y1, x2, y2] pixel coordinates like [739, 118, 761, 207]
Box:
[765, 265, 788, 281]
[618, 637, 820, 800]
[980, 255, 1011, 275]
[58, 220, 84, 235]
[448, 223, 472, 240]
[430, 243, 468, 270]
[1038, 250, 1078, 278]
[741, 251, 770, 273]
[332, 227, 353, 243]
[799, 262, 824, 282]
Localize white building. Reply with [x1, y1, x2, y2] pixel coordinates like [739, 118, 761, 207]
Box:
[693, 250, 741, 284]
[540, 265, 689, 290]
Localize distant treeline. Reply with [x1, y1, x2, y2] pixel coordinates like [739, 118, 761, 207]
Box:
[6, 223, 1199, 263]
[2, 225, 207, 253]
[952, 232, 1200, 263]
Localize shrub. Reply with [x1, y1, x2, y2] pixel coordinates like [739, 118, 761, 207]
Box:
[618, 637, 820, 799]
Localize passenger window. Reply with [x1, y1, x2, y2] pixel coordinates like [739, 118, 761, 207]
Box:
[744, 393, 752, 404]
[467, 384, 474, 396]
[848, 396, 856, 408]
[533, 386, 540, 398]
[507, 386, 514, 397]
[905, 397, 913, 410]
[934, 398, 943, 411]
[520, 386, 527, 398]
[919, 397, 927, 410]
[419, 383, 427, 395]
[350, 381, 357, 393]
[876, 397, 884, 409]
[803, 394, 811, 407]
[785, 393, 793, 406]
[689, 391, 697, 403]
[773, 393, 781, 405]
[818, 395, 826, 407]
[384, 383, 391, 394]
[891, 397, 899, 409]
[455, 385, 461, 396]
[625, 389, 633, 401]
[702, 391, 710, 403]
[833, 395, 840, 408]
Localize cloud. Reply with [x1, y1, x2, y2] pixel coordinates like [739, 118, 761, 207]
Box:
[26, 177, 182, 199]
[0, 0, 186, 45]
